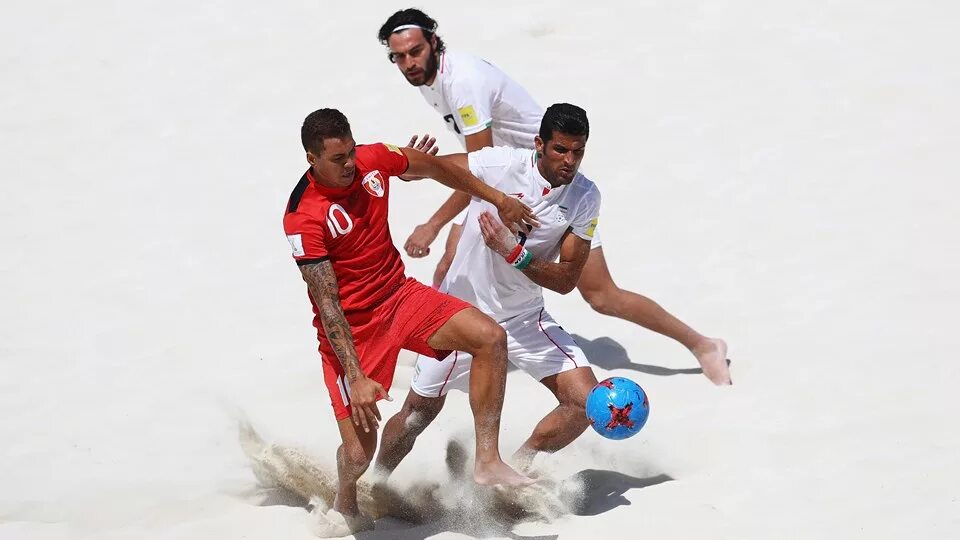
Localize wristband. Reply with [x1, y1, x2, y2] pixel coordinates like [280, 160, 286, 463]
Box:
[505, 243, 524, 264]
[513, 248, 534, 270]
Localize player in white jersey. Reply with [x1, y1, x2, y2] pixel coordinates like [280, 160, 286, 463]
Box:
[376, 104, 603, 474]
[377, 9, 731, 385]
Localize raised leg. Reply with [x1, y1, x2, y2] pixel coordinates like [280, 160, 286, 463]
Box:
[577, 247, 731, 385]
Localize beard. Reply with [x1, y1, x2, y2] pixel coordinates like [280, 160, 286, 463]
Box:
[404, 46, 439, 86]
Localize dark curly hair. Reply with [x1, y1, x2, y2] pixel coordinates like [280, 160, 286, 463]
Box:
[377, 8, 446, 60]
[301, 108, 351, 153]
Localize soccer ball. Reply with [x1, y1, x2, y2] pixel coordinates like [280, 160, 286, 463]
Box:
[585, 377, 649, 440]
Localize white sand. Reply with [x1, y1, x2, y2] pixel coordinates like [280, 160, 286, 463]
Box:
[2, 0, 959, 538]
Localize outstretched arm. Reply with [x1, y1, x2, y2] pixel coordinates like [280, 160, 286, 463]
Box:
[407, 130, 492, 225]
[401, 148, 538, 233]
[478, 211, 592, 294]
[402, 129, 493, 255]
[299, 260, 389, 432]
[408, 153, 471, 239]
[397, 134, 439, 181]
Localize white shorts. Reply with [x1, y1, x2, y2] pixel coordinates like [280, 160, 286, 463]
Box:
[411, 307, 590, 397]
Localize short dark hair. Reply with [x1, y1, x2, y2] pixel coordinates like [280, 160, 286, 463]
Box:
[539, 103, 589, 142]
[301, 108, 351, 154]
[377, 8, 446, 56]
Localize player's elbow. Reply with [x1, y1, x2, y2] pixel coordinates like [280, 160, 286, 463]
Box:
[557, 282, 578, 295]
[545, 279, 577, 295]
[317, 298, 342, 325]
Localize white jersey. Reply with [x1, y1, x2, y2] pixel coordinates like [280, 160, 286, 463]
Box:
[420, 50, 604, 248]
[441, 147, 601, 322]
[419, 50, 543, 149]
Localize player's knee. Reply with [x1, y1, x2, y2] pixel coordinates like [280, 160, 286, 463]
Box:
[473, 319, 507, 351]
[339, 441, 373, 473]
[402, 397, 443, 434]
[581, 286, 620, 316]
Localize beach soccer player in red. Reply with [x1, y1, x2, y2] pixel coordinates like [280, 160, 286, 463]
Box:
[283, 108, 537, 524]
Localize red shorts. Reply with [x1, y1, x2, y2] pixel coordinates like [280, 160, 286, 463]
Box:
[319, 277, 471, 420]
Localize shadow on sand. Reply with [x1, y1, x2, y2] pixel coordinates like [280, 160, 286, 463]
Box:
[565, 469, 674, 516]
[571, 334, 704, 377]
[258, 468, 672, 540]
[363, 469, 672, 539]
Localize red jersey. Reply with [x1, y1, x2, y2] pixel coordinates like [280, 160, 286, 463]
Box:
[283, 143, 409, 329]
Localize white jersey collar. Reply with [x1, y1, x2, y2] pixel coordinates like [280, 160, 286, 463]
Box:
[530, 151, 557, 194]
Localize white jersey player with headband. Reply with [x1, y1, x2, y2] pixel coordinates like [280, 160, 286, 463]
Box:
[418, 50, 543, 152]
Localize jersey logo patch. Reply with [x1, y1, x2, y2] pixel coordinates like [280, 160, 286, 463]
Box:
[362, 170, 386, 198]
[509, 192, 524, 199]
[287, 234, 305, 257]
[458, 105, 479, 127]
[384, 143, 403, 155]
[585, 217, 599, 238]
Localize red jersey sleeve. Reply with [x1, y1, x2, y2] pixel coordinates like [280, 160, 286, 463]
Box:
[283, 211, 329, 265]
[357, 143, 409, 178]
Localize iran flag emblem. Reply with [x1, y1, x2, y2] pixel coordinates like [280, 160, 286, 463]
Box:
[362, 170, 385, 197]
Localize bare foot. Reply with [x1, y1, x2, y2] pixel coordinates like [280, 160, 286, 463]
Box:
[693, 337, 731, 385]
[474, 459, 536, 486]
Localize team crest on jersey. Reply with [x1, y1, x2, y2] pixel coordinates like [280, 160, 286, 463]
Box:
[362, 170, 385, 198]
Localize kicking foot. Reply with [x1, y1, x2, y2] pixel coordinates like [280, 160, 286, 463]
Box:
[474, 460, 536, 487]
[693, 337, 731, 385]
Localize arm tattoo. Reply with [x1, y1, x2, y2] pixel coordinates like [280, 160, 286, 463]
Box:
[299, 260, 363, 381]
